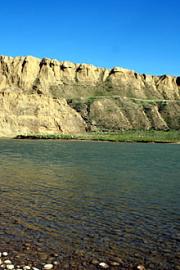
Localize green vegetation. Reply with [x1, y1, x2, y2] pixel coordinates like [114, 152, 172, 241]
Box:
[15, 130, 180, 143]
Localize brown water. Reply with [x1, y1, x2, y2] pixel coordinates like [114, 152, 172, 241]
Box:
[0, 140, 179, 269]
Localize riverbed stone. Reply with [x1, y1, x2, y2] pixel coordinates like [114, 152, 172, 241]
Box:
[91, 259, 99, 265]
[99, 262, 109, 269]
[6, 264, 14, 270]
[43, 264, 53, 270]
[109, 261, 120, 266]
[136, 265, 145, 270]
[53, 261, 59, 265]
[111, 257, 123, 264]
[39, 253, 49, 261]
[23, 266, 31, 270]
[4, 260, 12, 264]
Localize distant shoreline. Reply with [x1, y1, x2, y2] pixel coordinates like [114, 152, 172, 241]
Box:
[15, 130, 180, 143]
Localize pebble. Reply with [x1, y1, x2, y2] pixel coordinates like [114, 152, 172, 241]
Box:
[39, 254, 48, 261]
[32, 268, 40, 270]
[43, 264, 53, 270]
[110, 261, 120, 266]
[99, 262, 109, 269]
[4, 260, 12, 264]
[91, 259, 99, 265]
[51, 253, 58, 258]
[2, 252, 8, 257]
[6, 265, 14, 270]
[23, 266, 31, 270]
[112, 257, 123, 264]
[137, 265, 145, 270]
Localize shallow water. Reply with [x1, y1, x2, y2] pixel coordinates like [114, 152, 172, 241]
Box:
[0, 140, 179, 268]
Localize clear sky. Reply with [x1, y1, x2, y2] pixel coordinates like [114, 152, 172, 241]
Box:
[0, 0, 179, 75]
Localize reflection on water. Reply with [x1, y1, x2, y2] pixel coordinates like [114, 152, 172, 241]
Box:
[0, 140, 179, 265]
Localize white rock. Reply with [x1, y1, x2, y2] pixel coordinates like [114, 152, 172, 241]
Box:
[2, 252, 8, 256]
[4, 260, 12, 264]
[6, 265, 14, 270]
[137, 265, 145, 270]
[44, 264, 53, 270]
[99, 262, 109, 269]
[23, 266, 31, 270]
[0, 252, 1, 257]
[110, 262, 120, 266]
[32, 267, 40, 270]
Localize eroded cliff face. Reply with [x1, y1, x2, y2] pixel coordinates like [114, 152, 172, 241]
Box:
[0, 55, 179, 136]
[1, 55, 180, 99]
[0, 91, 86, 137]
[68, 97, 180, 131]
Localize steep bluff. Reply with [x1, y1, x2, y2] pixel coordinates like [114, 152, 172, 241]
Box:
[0, 91, 86, 137]
[0, 55, 179, 136]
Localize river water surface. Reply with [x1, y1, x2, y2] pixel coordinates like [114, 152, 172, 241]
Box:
[0, 140, 179, 269]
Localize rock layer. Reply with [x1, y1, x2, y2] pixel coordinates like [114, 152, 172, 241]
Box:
[0, 55, 179, 136]
[0, 91, 86, 137]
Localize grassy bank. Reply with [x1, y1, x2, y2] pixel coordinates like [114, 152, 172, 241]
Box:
[15, 130, 180, 143]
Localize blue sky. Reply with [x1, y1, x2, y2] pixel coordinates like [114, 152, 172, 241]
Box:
[0, 0, 179, 75]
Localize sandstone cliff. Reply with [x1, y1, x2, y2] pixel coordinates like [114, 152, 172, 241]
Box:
[0, 55, 179, 136]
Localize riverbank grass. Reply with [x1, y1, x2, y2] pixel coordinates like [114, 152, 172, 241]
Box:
[15, 130, 180, 143]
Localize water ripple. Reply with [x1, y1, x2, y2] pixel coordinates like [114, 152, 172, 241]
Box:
[0, 139, 179, 266]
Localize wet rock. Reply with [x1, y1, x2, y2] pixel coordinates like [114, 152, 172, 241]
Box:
[39, 253, 48, 261]
[50, 253, 58, 258]
[99, 262, 109, 269]
[91, 259, 99, 265]
[4, 260, 12, 264]
[23, 266, 31, 270]
[6, 265, 14, 270]
[110, 257, 123, 264]
[135, 265, 145, 270]
[43, 264, 53, 270]
[109, 261, 120, 266]
[53, 261, 59, 265]
[74, 250, 85, 257]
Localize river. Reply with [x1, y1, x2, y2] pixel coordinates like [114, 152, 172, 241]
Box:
[0, 140, 179, 269]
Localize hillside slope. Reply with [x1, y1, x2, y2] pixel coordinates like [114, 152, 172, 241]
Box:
[0, 55, 179, 136]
